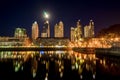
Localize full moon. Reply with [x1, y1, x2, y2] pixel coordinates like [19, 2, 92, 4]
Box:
[44, 11, 49, 19]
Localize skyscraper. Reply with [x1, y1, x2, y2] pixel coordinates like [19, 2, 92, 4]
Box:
[70, 20, 83, 42]
[84, 20, 95, 38]
[41, 20, 50, 37]
[54, 24, 59, 37]
[54, 21, 64, 37]
[14, 28, 27, 38]
[41, 26, 47, 37]
[59, 21, 64, 37]
[89, 20, 94, 37]
[76, 20, 82, 39]
[84, 25, 89, 38]
[32, 21, 39, 40]
[70, 27, 75, 42]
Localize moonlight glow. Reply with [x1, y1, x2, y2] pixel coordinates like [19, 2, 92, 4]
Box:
[44, 11, 49, 19]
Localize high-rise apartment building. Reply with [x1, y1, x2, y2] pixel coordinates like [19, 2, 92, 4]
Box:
[70, 27, 75, 42]
[76, 20, 82, 39]
[89, 20, 94, 37]
[59, 21, 64, 37]
[84, 20, 95, 38]
[71, 19, 95, 41]
[70, 20, 83, 42]
[54, 24, 59, 37]
[54, 21, 64, 37]
[14, 28, 27, 38]
[84, 25, 90, 38]
[32, 21, 39, 40]
[41, 20, 50, 37]
[41, 26, 47, 37]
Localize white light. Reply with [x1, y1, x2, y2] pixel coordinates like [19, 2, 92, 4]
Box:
[45, 14, 49, 18]
[93, 74, 96, 79]
[45, 77, 48, 80]
[80, 75, 83, 79]
[44, 12, 49, 19]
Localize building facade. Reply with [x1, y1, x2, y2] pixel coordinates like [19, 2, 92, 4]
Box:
[54, 21, 64, 37]
[84, 20, 95, 38]
[70, 27, 75, 42]
[41, 26, 47, 37]
[36, 37, 69, 46]
[32, 21, 39, 40]
[0, 37, 31, 59]
[70, 20, 83, 42]
[76, 20, 82, 39]
[89, 20, 94, 38]
[14, 28, 27, 38]
[41, 20, 50, 37]
[84, 25, 89, 38]
[54, 24, 59, 37]
[59, 21, 64, 37]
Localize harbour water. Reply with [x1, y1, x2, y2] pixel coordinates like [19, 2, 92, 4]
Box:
[0, 51, 120, 80]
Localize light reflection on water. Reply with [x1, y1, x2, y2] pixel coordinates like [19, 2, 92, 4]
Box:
[0, 50, 120, 79]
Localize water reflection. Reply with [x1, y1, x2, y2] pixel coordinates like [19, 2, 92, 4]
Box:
[0, 50, 120, 79]
[69, 51, 96, 80]
[97, 56, 120, 79]
[34, 51, 96, 80]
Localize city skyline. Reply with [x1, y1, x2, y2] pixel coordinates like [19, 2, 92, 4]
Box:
[1, 19, 95, 39]
[0, 0, 120, 37]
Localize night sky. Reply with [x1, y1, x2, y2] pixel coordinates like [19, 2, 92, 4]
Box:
[0, 0, 120, 38]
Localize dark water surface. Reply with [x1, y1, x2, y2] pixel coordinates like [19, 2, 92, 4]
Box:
[0, 51, 120, 80]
